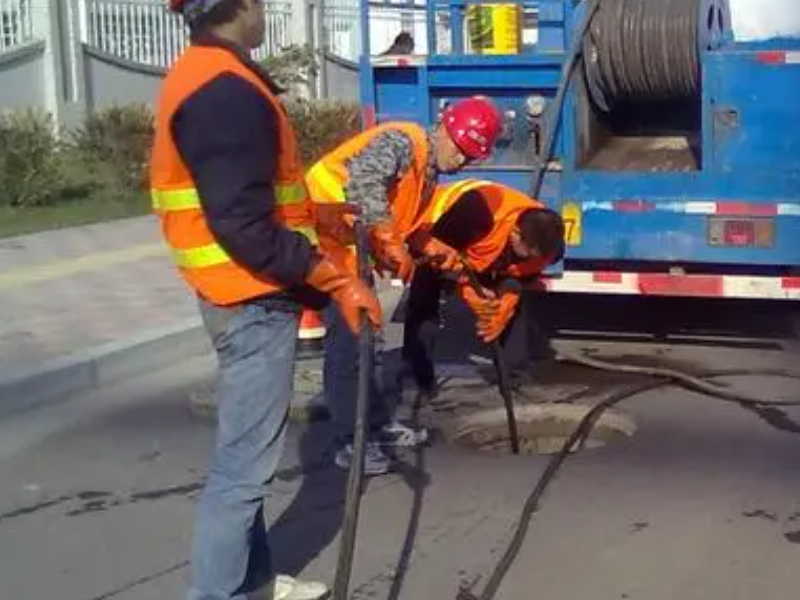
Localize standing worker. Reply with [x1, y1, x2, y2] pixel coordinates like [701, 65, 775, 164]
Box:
[401, 179, 565, 393]
[151, 2, 381, 599]
[306, 97, 503, 475]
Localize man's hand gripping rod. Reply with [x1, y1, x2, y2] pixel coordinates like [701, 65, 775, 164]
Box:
[460, 259, 521, 455]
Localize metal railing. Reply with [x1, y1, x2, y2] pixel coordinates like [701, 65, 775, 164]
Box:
[0, 0, 34, 53]
[82, 0, 292, 68]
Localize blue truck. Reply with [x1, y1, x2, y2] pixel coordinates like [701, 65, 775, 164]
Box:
[358, 0, 800, 301]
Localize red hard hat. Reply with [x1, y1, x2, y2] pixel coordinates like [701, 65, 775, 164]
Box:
[168, 0, 185, 12]
[441, 96, 502, 160]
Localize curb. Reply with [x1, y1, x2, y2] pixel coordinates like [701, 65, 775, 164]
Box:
[0, 318, 209, 419]
[0, 285, 404, 420]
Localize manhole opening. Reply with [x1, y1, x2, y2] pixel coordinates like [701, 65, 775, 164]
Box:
[447, 405, 637, 455]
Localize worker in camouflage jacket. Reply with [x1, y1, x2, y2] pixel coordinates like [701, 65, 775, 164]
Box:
[305, 97, 503, 475]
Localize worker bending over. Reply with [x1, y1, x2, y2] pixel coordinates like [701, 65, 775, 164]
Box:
[402, 179, 565, 394]
[152, 1, 380, 599]
[306, 97, 502, 475]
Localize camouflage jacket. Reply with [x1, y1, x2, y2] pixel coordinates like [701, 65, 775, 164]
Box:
[343, 129, 437, 226]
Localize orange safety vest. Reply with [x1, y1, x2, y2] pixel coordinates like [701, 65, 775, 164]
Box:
[419, 179, 545, 274]
[150, 45, 317, 306]
[305, 122, 430, 272]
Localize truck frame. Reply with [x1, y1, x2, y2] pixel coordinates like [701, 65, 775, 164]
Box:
[358, 0, 800, 300]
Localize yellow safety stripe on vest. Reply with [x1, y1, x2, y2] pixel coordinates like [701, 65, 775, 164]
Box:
[172, 224, 318, 269]
[307, 162, 346, 203]
[153, 184, 307, 212]
[151, 187, 201, 212]
[275, 182, 308, 206]
[429, 180, 494, 223]
[172, 242, 230, 269]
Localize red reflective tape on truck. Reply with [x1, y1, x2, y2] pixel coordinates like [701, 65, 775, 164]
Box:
[757, 51, 800, 65]
[757, 51, 786, 64]
[782, 277, 800, 290]
[613, 200, 656, 212]
[715, 202, 778, 216]
[593, 272, 623, 284]
[638, 274, 724, 297]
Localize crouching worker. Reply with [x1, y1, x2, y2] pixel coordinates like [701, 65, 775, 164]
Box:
[401, 179, 565, 394]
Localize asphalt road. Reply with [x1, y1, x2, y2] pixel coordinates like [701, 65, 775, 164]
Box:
[1, 295, 799, 600]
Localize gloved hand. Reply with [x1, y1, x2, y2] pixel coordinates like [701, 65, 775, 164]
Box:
[306, 257, 382, 334]
[369, 221, 414, 282]
[476, 289, 520, 343]
[314, 203, 361, 246]
[415, 231, 462, 273]
[459, 283, 500, 320]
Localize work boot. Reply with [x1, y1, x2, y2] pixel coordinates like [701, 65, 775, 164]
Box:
[255, 574, 328, 600]
[377, 420, 429, 447]
[334, 441, 393, 476]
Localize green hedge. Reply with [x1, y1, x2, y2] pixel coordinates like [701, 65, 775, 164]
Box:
[0, 99, 361, 211]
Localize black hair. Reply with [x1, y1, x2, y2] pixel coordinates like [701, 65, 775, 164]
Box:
[188, 0, 245, 38]
[517, 207, 565, 262]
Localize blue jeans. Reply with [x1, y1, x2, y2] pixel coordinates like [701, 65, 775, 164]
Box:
[322, 302, 389, 442]
[188, 297, 299, 600]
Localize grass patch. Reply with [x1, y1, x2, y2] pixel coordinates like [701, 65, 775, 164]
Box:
[0, 192, 150, 239]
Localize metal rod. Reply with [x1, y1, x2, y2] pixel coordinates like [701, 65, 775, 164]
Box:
[332, 219, 373, 600]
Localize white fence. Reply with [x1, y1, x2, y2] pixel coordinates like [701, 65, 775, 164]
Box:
[1, 0, 427, 67]
[324, 0, 427, 60]
[81, 0, 293, 68]
[0, 0, 34, 53]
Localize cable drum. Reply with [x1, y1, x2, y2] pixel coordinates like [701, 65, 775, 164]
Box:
[582, 0, 730, 112]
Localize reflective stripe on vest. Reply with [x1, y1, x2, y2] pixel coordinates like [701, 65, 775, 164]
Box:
[306, 162, 346, 203]
[152, 186, 318, 254]
[172, 225, 319, 269]
[152, 183, 309, 212]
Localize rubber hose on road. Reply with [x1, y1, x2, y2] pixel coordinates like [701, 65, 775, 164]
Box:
[458, 361, 800, 600]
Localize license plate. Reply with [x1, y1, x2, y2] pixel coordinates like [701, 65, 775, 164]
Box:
[562, 202, 582, 246]
[708, 217, 774, 248]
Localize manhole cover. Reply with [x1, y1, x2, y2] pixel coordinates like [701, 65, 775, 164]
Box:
[446, 404, 637, 455]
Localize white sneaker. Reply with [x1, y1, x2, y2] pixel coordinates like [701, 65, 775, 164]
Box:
[259, 574, 329, 600]
[334, 441, 393, 476]
[378, 420, 429, 447]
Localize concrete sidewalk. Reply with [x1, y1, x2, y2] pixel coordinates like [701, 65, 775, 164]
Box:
[0, 216, 400, 417]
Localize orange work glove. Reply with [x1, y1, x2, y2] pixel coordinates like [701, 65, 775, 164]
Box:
[416, 232, 462, 273]
[369, 221, 414, 282]
[458, 283, 499, 320]
[476, 290, 520, 343]
[314, 203, 361, 246]
[306, 257, 382, 334]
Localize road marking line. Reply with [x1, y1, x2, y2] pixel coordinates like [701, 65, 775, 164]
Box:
[0, 243, 167, 291]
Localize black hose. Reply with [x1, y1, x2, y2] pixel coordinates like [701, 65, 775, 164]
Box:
[458, 379, 665, 600]
[458, 363, 800, 600]
[582, 0, 714, 111]
[332, 220, 373, 600]
[460, 262, 521, 455]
